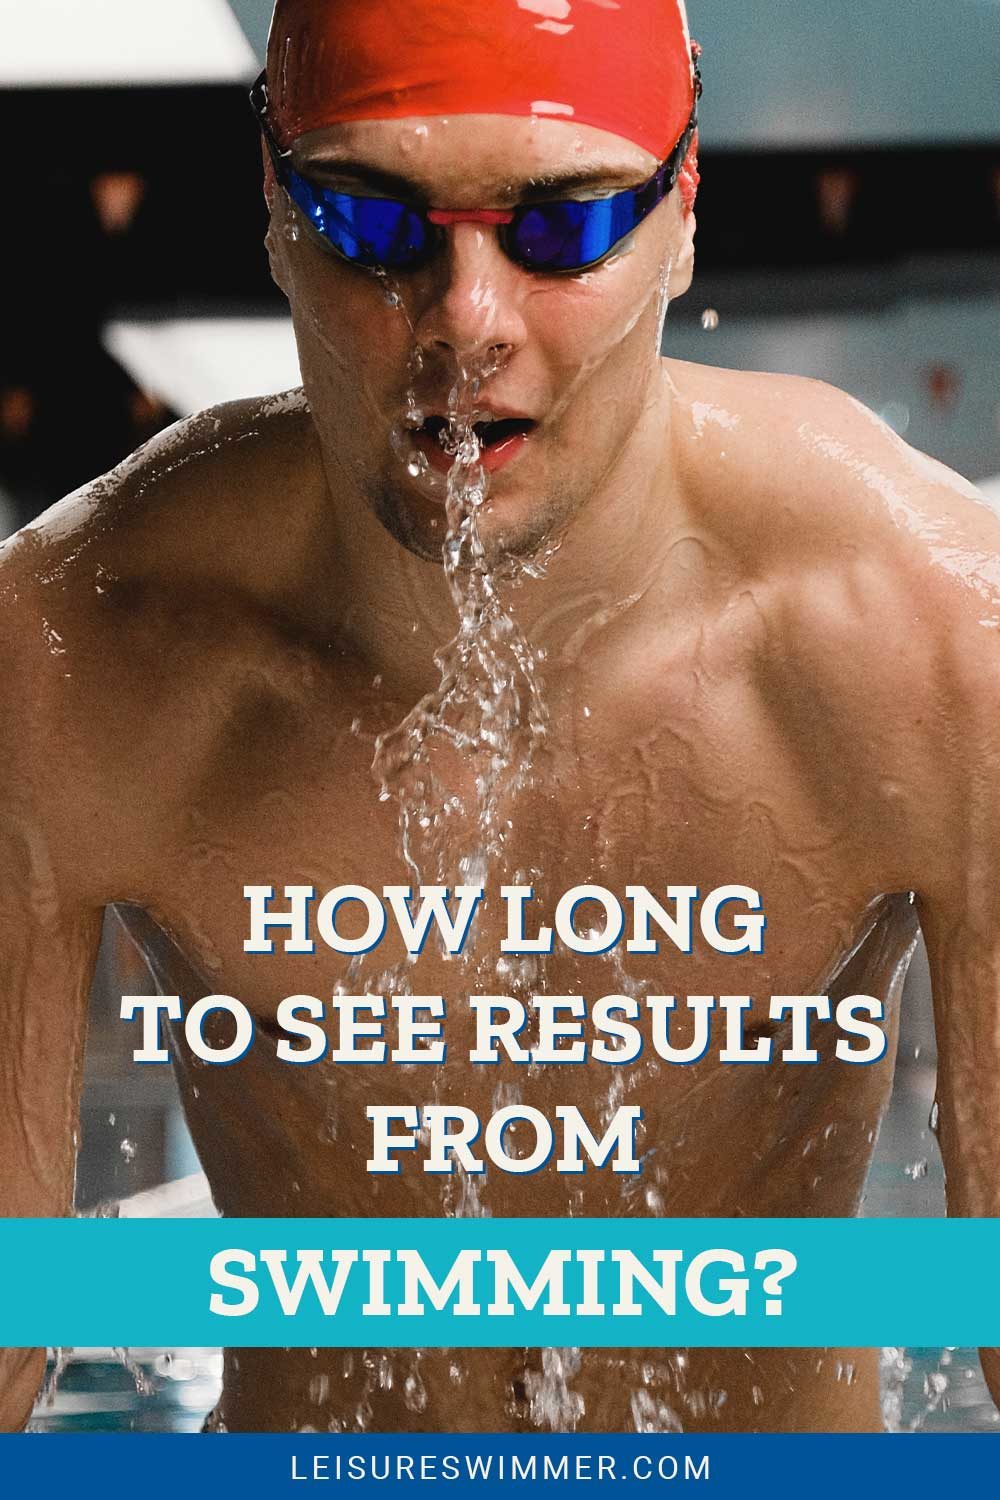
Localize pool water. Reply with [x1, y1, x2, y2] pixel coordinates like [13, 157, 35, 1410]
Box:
[29, 1351, 222, 1434]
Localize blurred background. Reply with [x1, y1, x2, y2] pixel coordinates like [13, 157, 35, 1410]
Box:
[1, 0, 997, 1432]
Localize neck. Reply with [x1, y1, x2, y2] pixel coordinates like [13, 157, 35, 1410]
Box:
[316, 364, 685, 699]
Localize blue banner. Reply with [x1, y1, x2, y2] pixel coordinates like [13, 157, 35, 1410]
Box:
[2, 1434, 999, 1494]
[1, 1217, 998, 1347]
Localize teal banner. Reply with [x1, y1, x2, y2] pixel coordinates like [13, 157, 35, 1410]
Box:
[0, 1218, 996, 1347]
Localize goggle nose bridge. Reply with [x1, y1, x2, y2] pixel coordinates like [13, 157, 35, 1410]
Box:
[426, 209, 516, 227]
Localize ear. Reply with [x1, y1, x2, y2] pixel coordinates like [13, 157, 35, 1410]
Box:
[677, 202, 697, 282]
[262, 144, 277, 210]
[263, 162, 292, 298]
[664, 193, 696, 299]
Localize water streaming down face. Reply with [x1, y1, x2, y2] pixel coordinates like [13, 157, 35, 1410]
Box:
[371, 326, 594, 1423]
[371, 348, 550, 888]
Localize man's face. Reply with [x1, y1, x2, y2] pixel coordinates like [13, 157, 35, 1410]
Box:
[267, 112, 695, 565]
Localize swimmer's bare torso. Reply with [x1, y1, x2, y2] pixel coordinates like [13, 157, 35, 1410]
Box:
[3, 357, 1000, 1433]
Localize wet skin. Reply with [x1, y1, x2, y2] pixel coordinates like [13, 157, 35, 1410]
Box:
[4, 115, 1000, 1434]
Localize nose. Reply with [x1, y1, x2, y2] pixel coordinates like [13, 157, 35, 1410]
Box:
[412, 223, 529, 372]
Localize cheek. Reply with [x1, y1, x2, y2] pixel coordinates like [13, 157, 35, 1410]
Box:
[522, 253, 666, 385]
[290, 252, 376, 346]
[281, 237, 416, 405]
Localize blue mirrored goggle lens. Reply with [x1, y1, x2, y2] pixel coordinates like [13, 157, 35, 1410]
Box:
[283, 169, 659, 275]
[511, 195, 643, 271]
[287, 172, 432, 269]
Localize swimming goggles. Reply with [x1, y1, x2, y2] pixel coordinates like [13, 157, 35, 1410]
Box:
[250, 62, 700, 276]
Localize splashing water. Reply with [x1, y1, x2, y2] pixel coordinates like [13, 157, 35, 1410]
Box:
[372, 351, 550, 890]
[367, 333, 568, 1407]
[881, 1347, 913, 1432]
[524, 1347, 586, 1432]
[631, 1384, 684, 1434]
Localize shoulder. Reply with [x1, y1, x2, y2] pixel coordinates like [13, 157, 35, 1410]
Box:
[669, 358, 989, 550]
[1, 388, 323, 652]
[668, 358, 999, 663]
[0, 391, 324, 893]
[6, 389, 319, 586]
[667, 360, 1000, 887]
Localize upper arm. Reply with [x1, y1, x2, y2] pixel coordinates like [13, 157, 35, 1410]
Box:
[698, 375, 1000, 1394]
[0, 609, 106, 1430]
[913, 644, 1000, 1217]
[0, 533, 111, 1220]
[750, 381, 1000, 1213]
[0, 629, 105, 1219]
[0, 794, 104, 1221]
[898, 525, 1000, 1219]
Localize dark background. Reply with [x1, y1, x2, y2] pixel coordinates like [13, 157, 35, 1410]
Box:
[2, 84, 999, 531]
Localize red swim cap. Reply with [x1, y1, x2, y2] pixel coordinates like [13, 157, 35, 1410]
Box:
[267, 0, 697, 163]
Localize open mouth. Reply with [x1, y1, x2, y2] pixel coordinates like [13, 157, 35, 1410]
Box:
[413, 415, 537, 475]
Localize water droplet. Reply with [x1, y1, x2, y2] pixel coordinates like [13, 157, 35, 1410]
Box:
[404, 1371, 428, 1412]
[630, 1386, 682, 1433]
[120, 1138, 136, 1162]
[701, 307, 720, 331]
[880, 401, 911, 435]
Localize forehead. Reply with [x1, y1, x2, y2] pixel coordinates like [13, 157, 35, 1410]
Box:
[291, 113, 659, 207]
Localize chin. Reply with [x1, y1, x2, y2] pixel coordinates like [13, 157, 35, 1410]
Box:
[370, 494, 448, 564]
[477, 509, 565, 566]
[371, 475, 568, 571]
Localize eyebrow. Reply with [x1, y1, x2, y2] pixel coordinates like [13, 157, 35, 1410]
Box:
[293, 153, 649, 204]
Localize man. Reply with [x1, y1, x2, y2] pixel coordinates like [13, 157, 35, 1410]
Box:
[2, 0, 1000, 1435]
